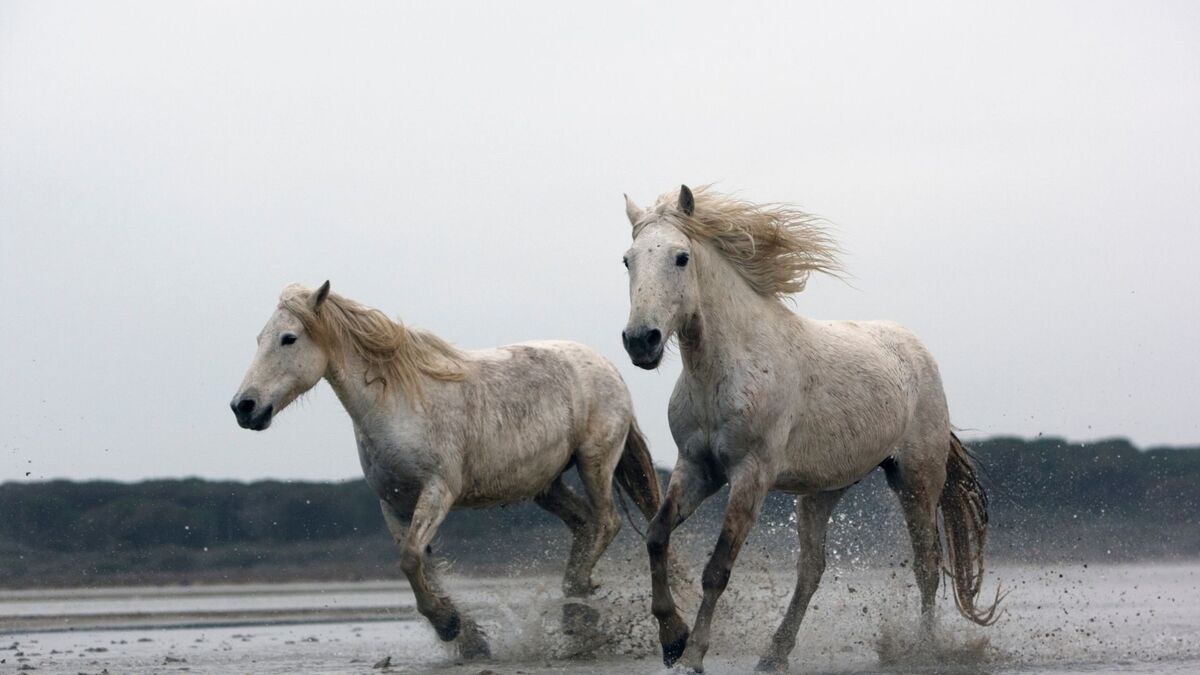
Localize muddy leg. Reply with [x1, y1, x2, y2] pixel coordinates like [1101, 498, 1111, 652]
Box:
[573, 451, 623, 596]
[756, 488, 849, 672]
[647, 460, 721, 667]
[678, 466, 770, 673]
[383, 484, 490, 660]
[534, 475, 597, 597]
[884, 458, 944, 638]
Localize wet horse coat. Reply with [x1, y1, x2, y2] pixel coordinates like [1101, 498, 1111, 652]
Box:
[620, 186, 998, 672]
[231, 282, 662, 658]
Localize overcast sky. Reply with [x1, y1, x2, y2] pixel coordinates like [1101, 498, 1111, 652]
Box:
[2, 1, 1198, 483]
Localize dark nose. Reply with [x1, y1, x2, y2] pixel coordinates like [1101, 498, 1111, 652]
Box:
[233, 398, 256, 417]
[622, 327, 663, 363]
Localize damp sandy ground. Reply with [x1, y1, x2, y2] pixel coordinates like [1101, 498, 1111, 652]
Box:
[2, 562, 1198, 674]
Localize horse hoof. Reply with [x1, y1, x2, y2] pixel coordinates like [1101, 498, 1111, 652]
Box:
[459, 638, 491, 660]
[755, 655, 789, 672]
[434, 611, 461, 642]
[562, 601, 601, 635]
[661, 628, 689, 667]
[458, 621, 491, 660]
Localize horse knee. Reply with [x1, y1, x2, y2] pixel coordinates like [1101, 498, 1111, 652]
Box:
[399, 545, 423, 578]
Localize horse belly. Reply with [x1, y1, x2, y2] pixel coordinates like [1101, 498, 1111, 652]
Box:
[457, 430, 574, 508]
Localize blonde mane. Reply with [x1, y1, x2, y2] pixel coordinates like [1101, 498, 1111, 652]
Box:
[637, 186, 842, 298]
[279, 287, 467, 401]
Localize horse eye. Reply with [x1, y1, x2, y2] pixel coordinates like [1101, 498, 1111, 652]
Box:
[675, 252, 690, 267]
[280, 334, 298, 346]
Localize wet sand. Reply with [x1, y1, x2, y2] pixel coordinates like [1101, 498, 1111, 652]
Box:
[2, 562, 1198, 674]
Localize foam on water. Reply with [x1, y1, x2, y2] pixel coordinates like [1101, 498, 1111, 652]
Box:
[7, 560, 1198, 673]
[439, 550, 1200, 673]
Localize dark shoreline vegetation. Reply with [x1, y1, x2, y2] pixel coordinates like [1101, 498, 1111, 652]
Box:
[2, 436, 1197, 589]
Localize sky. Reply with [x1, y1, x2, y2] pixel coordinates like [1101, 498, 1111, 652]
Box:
[1, 1, 1198, 482]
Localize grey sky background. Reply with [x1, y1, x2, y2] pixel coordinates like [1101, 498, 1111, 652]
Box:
[2, 1, 1198, 483]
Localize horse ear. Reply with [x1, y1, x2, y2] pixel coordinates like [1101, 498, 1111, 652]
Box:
[311, 280, 331, 312]
[678, 184, 695, 216]
[624, 193, 644, 226]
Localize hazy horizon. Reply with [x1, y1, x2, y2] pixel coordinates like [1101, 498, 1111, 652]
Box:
[2, 1, 1198, 482]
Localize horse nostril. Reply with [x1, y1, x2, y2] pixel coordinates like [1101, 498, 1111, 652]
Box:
[621, 330, 630, 348]
[236, 399, 256, 416]
[646, 329, 662, 348]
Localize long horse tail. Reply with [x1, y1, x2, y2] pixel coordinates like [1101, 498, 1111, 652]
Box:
[614, 419, 663, 534]
[939, 432, 1005, 626]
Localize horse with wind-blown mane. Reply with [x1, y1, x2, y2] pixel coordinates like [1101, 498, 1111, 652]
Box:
[620, 185, 1000, 672]
[230, 282, 663, 659]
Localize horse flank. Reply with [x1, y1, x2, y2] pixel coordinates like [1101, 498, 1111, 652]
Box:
[636, 185, 843, 298]
[279, 286, 467, 402]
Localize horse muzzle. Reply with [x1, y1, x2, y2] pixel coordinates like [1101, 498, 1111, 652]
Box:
[231, 395, 274, 431]
[622, 326, 664, 370]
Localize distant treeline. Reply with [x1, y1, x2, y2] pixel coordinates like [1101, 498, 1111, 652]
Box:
[1, 436, 1197, 587]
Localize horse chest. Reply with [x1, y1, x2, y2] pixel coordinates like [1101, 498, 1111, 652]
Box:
[355, 426, 433, 509]
[672, 376, 774, 467]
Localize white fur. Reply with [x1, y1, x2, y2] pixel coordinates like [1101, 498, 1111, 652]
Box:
[624, 187, 965, 672]
[232, 284, 657, 659]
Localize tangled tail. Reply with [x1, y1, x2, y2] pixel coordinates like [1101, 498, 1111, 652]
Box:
[940, 433, 1005, 625]
[614, 419, 663, 538]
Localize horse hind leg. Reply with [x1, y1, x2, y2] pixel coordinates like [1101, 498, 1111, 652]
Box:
[571, 444, 624, 593]
[882, 454, 945, 637]
[534, 474, 597, 597]
[756, 487, 849, 672]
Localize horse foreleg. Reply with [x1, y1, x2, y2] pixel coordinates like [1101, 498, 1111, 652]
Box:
[755, 488, 848, 672]
[386, 483, 491, 660]
[648, 460, 720, 667]
[678, 466, 769, 673]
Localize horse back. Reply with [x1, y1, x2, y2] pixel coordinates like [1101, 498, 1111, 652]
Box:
[449, 340, 631, 506]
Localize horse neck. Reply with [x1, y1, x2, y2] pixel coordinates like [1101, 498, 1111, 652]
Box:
[680, 245, 794, 376]
[322, 347, 388, 424]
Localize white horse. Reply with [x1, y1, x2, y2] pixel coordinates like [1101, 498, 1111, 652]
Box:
[230, 282, 662, 659]
[621, 186, 999, 672]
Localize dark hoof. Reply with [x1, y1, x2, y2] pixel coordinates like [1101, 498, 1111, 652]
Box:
[755, 655, 788, 672]
[561, 602, 601, 636]
[662, 629, 689, 667]
[459, 636, 491, 660]
[458, 618, 491, 660]
[434, 611, 461, 642]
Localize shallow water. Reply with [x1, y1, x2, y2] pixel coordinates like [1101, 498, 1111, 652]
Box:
[2, 562, 1197, 674]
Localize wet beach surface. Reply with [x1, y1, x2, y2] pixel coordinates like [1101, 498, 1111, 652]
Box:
[2, 563, 1198, 674]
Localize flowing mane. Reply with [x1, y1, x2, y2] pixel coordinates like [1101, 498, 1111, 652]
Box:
[279, 286, 467, 401]
[636, 186, 842, 298]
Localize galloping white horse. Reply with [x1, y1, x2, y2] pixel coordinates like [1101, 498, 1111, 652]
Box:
[231, 282, 662, 659]
[621, 186, 999, 672]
